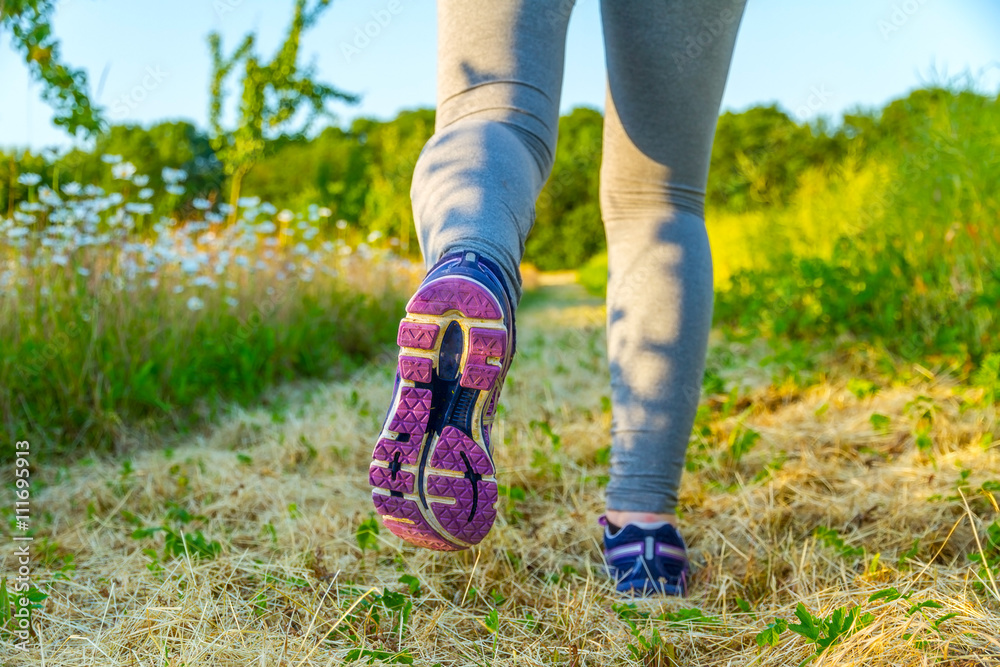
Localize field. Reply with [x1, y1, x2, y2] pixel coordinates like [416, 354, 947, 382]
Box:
[1, 85, 999, 664]
[2, 274, 999, 665]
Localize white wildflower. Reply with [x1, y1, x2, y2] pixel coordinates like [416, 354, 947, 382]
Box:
[192, 198, 212, 210]
[205, 212, 224, 224]
[139, 188, 154, 200]
[293, 243, 309, 255]
[112, 162, 138, 180]
[237, 196, 260, 208]
[133, 175, 150, 187]
[7, 227, 29, 239]
[181, 258, 200, 273]
[162, 167, 188, 183]
[101, 154, 123, 164]
[335, 219, 348, 230]
[166, 184, 185, 196]
[18, 173, 43, 187]
[51, 254, 69, 266]
[367, 230, 383, 243]
[125, 203, 154, 214]
[147, 278, 159, 288]
[277, 209, 294, 223]
[77, 266, 91, 276]
[61, 182, 82, 196]
[256, 221, 276, 234]
[186, 296, 205, 311]
[84, 184, 105, 196]
[224, 296, 239, 308]
[173, 284, 184, 294]
[218, 203, 234, 215]
[38, 185, 62, 208]
[318, 207, 332, 217]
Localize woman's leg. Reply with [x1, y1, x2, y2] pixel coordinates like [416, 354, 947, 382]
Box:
[599, 0, 746, 522]
[410, 0, 575, 303]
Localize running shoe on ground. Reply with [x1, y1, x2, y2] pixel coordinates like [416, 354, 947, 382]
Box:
[370, 250, 516, 551]
[601, 515, 689, 596]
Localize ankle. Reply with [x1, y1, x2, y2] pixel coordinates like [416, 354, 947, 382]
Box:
[605, 510, 677, 529]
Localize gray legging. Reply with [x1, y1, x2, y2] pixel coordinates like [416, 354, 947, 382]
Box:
[411, 0, 746, 514]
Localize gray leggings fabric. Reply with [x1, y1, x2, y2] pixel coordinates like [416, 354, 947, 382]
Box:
[411, 0, 746, 514]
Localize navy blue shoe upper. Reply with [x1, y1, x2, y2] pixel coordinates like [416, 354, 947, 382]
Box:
[602, 517, 689, 596]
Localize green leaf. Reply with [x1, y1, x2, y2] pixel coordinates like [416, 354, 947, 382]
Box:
[755, 618, 788, 647]
[399, 574, 421, 596]
[356, 516, 380, 553]
[868, 587, 901, 602]
[483, 608, 499, 633]
[788, 603, 821, 641]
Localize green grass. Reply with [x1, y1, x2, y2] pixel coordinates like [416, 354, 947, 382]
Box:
[580, 87, 1000, 367]
[1, 169, 408, 462]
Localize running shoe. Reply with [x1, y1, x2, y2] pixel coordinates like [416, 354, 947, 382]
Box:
[601, 516, 689, 596]
[370, 250, 516, 551]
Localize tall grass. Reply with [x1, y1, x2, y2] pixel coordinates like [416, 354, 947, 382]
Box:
[582, 88, 1000, 364]
[1, 162, 410, 461]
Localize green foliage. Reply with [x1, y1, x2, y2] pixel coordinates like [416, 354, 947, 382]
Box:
[847, 378, 878, 399]
[757, 602, 874, 663]
[813, 526, 865, 560]
[356, 515, 381, 553]
[398, 574, 421, 597]
[971, 353, 1000, 405]
[336, 587, 423, 664]
[713, 88, 1000, 362]
[754, 618, 788, 647]
[709, 105, 846, 213]
[968, 520, 1000, 588]
[0, 577, 48, 640]
[131, 503, 223, 561]
[577, 251, 608, 297]
[208, 0, 357, 216]
[526, 108, 605, 270]
[1, 0, 104, 135]
[869, 413, 891, 433]
[726, 424, 760, 465]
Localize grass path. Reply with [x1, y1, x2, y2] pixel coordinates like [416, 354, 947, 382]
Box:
[4, 278, 1000, 665]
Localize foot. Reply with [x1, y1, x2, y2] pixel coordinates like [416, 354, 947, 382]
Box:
[370, 250, 516, 551]
[601, 515, 689, 596]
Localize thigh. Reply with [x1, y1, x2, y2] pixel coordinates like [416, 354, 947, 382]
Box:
[435, 0, 575, 163]
[600, 0, 746, 196]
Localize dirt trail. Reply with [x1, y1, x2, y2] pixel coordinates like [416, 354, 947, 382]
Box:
[4, 280, 1000, 665]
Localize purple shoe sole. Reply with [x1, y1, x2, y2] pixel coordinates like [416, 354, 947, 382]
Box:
[370, 274, 510, 551]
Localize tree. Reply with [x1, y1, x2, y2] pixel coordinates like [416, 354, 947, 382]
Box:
[208, 0, 357, 223]
[1, 0, 104, 136]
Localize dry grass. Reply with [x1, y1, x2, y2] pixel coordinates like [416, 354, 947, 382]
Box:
[3, 281, 1000, 666]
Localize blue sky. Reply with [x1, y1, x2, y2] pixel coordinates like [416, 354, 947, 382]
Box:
[1, 0, 998, 151]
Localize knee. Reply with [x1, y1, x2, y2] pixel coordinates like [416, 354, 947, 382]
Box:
[599, 177, 706, 229]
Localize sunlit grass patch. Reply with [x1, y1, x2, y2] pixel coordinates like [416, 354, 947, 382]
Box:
[1, 162, 412, 460]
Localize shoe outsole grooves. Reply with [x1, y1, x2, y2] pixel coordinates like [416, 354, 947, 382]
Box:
[370, 275, 509, 551]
